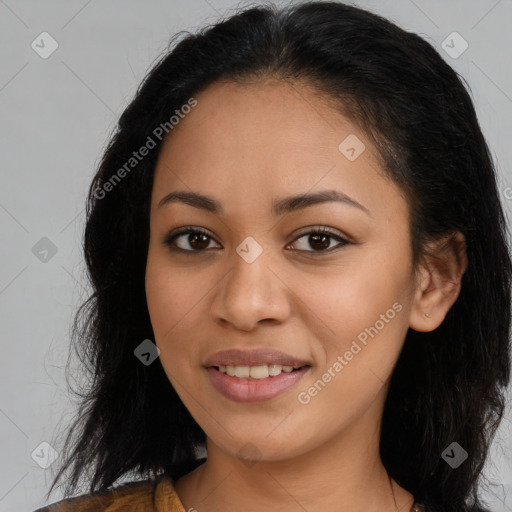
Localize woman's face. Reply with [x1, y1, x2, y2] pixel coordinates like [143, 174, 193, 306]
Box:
[145, 78, 419, 463]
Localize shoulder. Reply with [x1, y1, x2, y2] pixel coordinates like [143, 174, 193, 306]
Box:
[32, 474, 186, 512]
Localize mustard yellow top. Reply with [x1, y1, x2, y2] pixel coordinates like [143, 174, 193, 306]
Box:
[33, 476, 186, 512]
[34, 476, 424, 511]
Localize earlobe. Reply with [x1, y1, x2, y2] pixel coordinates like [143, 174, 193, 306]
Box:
[409, 231, 467, 333]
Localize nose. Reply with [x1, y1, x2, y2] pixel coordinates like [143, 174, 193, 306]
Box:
[210, 246, 291, 332]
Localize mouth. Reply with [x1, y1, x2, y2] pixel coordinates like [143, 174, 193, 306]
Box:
[204, 348, 312, 402]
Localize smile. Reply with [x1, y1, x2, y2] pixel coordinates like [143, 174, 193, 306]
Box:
[207, 364, 311, 402]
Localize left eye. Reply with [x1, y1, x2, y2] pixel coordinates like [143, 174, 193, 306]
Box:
[163, 227, 349, 254]
[290, 228, 349, 252]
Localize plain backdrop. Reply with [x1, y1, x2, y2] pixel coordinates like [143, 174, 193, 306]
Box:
[1, 0, 511, 511]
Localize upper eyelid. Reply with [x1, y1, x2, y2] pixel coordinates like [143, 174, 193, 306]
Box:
[167, 225, 347, 240]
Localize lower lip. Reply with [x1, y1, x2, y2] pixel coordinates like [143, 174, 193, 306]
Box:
[206, 366, 310, 403]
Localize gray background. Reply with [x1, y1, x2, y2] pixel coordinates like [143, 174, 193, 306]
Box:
[1, 0, 511, 510]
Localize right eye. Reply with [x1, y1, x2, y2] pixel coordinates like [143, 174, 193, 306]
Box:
[163, 227, 221, 253]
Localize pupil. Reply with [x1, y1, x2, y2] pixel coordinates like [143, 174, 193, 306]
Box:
[310, 234, 329, 250]
[190, 233, 209, 250]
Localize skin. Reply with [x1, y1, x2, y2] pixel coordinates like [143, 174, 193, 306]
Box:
[145, 78, 467, 512]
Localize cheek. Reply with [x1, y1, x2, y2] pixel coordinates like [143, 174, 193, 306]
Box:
[316, 266, 406, 335]
[145, 245, 202, 333]
[145, 249, 216, 384]
[145, 253, 191, 358]
[309, 253, 411, 382]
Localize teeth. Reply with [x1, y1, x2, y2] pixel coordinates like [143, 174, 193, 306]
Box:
[268, 364, 282, 376]
[249, 365, 269, 379]
[217, 364, 303, 379]
[235, 366, 250, 378]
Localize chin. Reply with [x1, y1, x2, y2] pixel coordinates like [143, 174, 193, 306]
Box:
[210, 430, 316, 464]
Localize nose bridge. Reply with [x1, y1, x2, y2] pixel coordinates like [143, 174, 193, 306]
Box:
[211, 237, 290, 329]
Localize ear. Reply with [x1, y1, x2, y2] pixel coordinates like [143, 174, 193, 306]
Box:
[409, 231, 468, 333]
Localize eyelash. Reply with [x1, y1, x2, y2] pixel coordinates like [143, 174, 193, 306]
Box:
[163, 226, 350, 255]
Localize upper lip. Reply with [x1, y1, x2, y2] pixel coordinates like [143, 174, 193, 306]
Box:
[204, 348, 310, 368]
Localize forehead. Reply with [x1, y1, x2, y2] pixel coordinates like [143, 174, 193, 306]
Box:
[158, 78, 364, 162]
[150, 78, 406, 221]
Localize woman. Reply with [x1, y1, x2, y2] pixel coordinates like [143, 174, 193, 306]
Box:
[35, 1, 511, 511]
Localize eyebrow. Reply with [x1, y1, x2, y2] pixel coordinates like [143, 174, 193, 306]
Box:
[157, 189, 370, 216]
